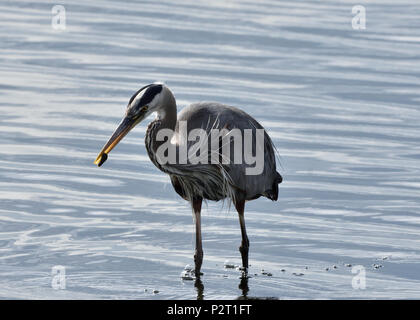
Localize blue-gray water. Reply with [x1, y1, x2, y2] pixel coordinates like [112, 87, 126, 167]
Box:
[1, 0, 420, 299]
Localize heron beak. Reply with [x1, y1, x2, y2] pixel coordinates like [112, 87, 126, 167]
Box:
[94, 116, 139, 167]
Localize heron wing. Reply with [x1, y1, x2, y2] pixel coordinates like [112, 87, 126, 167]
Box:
[168, 102, 280, 201]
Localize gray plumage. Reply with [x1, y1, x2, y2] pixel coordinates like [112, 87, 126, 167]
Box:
[180, 103, 281, 200]
[94, 83, 283, 277]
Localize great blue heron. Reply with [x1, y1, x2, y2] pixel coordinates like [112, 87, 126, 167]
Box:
[94, 83, 282, 277]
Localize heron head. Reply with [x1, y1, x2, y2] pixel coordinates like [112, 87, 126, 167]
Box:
[94, 82, 170, 166]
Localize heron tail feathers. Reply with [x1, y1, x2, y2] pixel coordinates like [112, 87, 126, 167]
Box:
[266, 172, 282, 201]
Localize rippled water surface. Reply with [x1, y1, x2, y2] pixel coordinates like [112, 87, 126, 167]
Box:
[1, 0, 420, 299]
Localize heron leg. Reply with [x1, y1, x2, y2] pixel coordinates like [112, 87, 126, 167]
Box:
[192, 197, 203, 277]
[235, 199, 249, 271]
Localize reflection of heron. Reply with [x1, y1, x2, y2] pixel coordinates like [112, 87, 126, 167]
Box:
[94, 83, 282, 276]
[195, 276, 248, 300]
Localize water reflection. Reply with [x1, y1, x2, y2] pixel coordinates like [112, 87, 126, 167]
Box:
[238, 276, 250, 299]
[194, 278, 204, 300]
[194, 275, 250, 300]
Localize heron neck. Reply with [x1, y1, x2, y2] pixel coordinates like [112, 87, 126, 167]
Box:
[156, 100, 177, 132]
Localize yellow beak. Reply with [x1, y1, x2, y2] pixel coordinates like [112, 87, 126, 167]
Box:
[94, 116, 136, 167]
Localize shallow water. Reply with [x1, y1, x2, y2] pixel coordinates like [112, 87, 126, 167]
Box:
[1, 0, 420, 299]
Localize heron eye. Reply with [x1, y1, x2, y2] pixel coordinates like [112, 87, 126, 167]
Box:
[142, 105, 148, 112]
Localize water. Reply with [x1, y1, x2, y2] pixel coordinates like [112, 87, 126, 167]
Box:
[1, 0, 420, 299]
